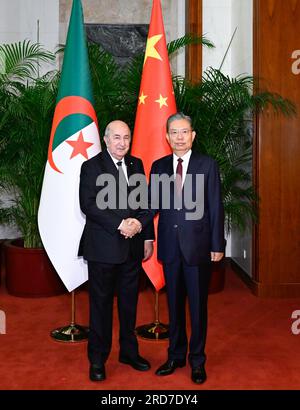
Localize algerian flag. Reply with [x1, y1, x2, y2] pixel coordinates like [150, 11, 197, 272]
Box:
[38, 0, 101, 291]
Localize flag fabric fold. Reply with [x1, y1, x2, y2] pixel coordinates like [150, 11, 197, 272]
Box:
[131, 0, 177, 291]
[38, 0, 101, 292]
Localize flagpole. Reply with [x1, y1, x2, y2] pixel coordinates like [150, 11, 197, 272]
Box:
[131, 0, 175, 341]
[136, 290, 168, 340]
[50, 290, 89, 342]
[38, 0, 101, 333]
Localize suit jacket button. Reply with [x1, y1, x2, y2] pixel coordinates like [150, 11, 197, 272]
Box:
[173, 224, 178, 228]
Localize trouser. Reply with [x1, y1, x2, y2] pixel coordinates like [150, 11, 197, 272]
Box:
[163, 254, 211, 367]
[87, 257, 140, 366]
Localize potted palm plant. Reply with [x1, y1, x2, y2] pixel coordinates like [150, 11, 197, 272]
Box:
[0, 40, 65, 296]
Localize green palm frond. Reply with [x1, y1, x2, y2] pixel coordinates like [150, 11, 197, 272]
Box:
[167, 34, 214, 55]
[252, 91, 296, 115]
[0, 40, 55, 81]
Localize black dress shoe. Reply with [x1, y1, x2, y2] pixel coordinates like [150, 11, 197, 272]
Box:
[119, 355, 151, 371]
[89, 364, 106, 381]
[155, 359, 186, 376]
[191, 365, 207, 384]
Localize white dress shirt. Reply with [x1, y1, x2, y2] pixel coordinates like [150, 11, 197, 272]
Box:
[107, 150, 129, 183]
[172, 149, 192, 188]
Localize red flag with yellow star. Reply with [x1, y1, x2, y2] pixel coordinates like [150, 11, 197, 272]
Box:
[131, 0, 176, 291]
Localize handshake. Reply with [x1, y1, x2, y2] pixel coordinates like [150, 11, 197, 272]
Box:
[119, 218, 142, 239]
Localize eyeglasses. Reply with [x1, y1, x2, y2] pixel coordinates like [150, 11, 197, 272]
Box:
[169, 128, 192, 137]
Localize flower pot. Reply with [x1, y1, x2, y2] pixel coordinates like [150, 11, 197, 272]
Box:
[4, 239, 66, 297]
[209, 259, 226, 294]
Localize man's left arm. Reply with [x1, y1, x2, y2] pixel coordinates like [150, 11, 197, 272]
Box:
[134, 158, 155, 260]
[134, 157, 155, 241]
[207, 159, 225, 259]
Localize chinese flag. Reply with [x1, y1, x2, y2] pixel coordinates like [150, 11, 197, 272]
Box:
[131, 0, 176, 291]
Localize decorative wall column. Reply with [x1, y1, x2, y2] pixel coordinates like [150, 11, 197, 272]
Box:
[252, 0, 300, 297]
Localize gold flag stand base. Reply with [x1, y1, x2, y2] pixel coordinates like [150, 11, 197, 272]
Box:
[51, 323, 89, 342]
[136, 320, 169, 340]
[51, 291, 89, 343]
[136, 291, 169, 340]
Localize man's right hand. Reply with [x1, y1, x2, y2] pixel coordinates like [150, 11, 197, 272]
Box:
[211, 252, 224, 262]
[119, 218, 142, 238]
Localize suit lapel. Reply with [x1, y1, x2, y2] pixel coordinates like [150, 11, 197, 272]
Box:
[185, 151, 198, 181]
[165, 155, 174, 177]
[163, 155, 175, 200]
[124, 155, 135, 181]
[101, 149, 128, 198]
[183, 151, 201, 200]
[101, 149, 119, 179]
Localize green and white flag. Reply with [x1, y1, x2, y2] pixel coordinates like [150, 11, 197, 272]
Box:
[38, 0, 101, 291]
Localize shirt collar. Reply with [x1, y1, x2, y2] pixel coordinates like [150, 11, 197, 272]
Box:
[107, 149, 125, 166]
[173, 149, 192, 163]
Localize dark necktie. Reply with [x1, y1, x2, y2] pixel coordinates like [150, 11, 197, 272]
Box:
[117, 160, 128, 210]
[117, 161, 128, 186]
[175, 158, 183, 194]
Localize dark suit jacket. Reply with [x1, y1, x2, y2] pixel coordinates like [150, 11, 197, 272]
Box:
[139, 151, 224, 265]
[78, 149, 154, 263]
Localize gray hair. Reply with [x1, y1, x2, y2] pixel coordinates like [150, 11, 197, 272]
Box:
[104, 124, 112, 138]
[167, 112, 193, 132]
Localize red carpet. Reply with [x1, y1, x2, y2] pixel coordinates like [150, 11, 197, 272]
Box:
[0, 265, 300, 390]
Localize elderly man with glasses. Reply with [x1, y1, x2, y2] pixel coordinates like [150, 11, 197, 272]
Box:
[139, 112, 224, 384]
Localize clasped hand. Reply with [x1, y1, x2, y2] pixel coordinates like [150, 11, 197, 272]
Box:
[120, 218, 142, 239]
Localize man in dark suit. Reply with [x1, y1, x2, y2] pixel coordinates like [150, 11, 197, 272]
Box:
[139, 112, 224, 384]
[79, 120, 154, 382]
